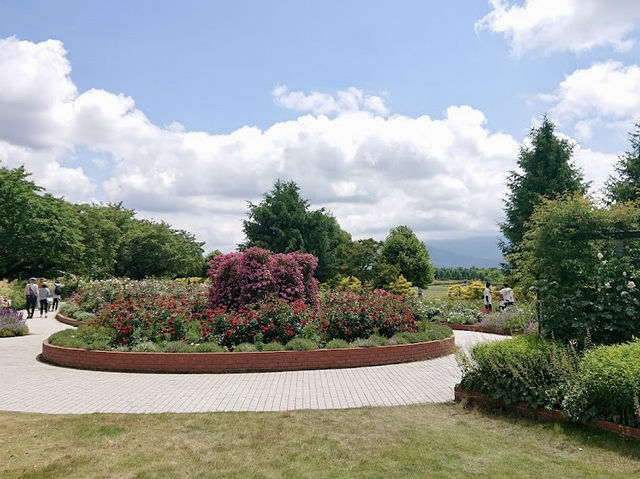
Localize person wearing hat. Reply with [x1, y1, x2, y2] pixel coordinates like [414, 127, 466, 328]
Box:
[24, 278, 38, 319]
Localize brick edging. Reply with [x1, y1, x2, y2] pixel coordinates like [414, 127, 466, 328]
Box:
[55, 312, 82, 327]
[454, 386, 640, 440]
[41, 334, 455, 374]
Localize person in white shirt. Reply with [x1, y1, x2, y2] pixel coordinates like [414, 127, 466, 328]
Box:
[483, 282, 492, 312]
[499, 283, 515, 310]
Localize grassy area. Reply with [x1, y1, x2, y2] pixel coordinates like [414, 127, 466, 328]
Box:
[1, 404, 638, 478]
[424, 281, 455, 300]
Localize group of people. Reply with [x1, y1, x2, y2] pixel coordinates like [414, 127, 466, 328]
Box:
[482, 282, 515, 312]
[24, 278, 62, 319]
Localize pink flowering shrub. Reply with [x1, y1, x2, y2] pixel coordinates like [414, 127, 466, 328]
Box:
[207, 247, 319, 310]
[319, 289, 417, 341]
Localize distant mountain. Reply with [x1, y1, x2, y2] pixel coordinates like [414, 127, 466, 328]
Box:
[424, 236, 504, 268]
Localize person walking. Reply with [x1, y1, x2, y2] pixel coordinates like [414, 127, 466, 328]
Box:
[499, 282, 515, 310]
[51, 280, 62, 311]
[483, 282, 492, 312]
[24, 277, 38, 319]
[38, 282, 51, 318]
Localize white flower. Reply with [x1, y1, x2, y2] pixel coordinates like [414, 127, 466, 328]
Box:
[623, 271, 627, 277]
[597, 252, 604, 260]
[628, 281, 636, 290]
[605, 282, 611, 288]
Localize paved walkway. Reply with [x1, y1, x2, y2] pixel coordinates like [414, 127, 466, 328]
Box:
[0, 312, 506, 414]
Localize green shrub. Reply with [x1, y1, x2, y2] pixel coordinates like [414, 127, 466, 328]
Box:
[261, 342, 285, 351]
[421, 298, 483, 325]
[59, 302, 79, 317]
[73, 311, 96, 322]
[563, 341, 640, 427]
[459, 335, 580, 409]
[284, 337, 318, 351]
[194, 342, 226, 353]
[161, 341, 193, 353]
[351, 335, 389, 348]
[233, 342, 258, 352]
[391, 324, 452, 344]
[48, 329, 90, 349]
[325, 339, 350, 349]
[131, 341, 161, 352]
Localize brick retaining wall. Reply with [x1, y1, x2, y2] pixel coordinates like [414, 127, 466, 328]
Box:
[42, 334, 455, 373]
[55, 312, 82, 327]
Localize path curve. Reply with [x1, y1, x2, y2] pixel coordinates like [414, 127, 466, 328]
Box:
[0, 313, 507, 414]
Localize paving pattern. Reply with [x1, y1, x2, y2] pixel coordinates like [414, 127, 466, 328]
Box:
[0, 312, 506, 414]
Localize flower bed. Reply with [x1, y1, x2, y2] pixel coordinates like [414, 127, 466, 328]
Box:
[41, 333, 455, 373]
[0, 308, 28, 337]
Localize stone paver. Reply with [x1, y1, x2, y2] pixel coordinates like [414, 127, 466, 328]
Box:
[0, 312, 506, 414]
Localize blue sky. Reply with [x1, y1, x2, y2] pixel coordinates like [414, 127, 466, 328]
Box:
[1, 0, 640, 252]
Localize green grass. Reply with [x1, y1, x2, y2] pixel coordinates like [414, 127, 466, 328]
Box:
[424, 281, 454, 300]
[1, 404, 638, 478]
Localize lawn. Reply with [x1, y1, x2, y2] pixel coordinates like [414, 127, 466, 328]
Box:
[1, 404, 638, 478]
[423, 281, 455, 300]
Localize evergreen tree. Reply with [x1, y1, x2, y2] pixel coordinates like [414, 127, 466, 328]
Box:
[241, 180, 351, 281]
[606, 122, 640, 204]
[500, 116, 586, 260]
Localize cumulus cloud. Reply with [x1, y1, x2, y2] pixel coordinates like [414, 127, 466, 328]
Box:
[539, 61, 640, 140]
[476, 0, 640, 56]
[272, 85, 390, 116]
[0, 35, 617, 252]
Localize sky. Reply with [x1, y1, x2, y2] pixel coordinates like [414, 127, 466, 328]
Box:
[1, 0, 640, 253]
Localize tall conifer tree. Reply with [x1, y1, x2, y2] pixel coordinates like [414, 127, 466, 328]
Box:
[606, 122, 640, 204]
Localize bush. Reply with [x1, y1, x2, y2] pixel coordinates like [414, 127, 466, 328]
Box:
[0, 308, 28, 337]
[319, 289, 417, 341]
[261, 342, 285, 351]
[162, 341, 193, 353]
[459, 335, 580, 409]
[59, 302, 79, 317]
[209, 299, 311, 347]
[563, 341, 640, 427]
[233, 342, 258, 352]
[447, 280, 484, 300]
[73, 311, 96, 322]
[131, 341, 161, 352]
[194, 342, 226, 353]
[351, 335, 389, 348]
[207, 247, 320, 310]
[422, 298, 483, 325]
[325, 339, 350, 349]
[284, 337, 318, 351]
[387, 275, 417, 296]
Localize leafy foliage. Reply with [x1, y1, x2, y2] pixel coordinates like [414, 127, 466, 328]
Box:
[516, 195, 640, 344]
[606, 123, 640, 204]
[240, 180, 351, 281]
[380, 226, 434, 288]
[500, 117, 586, 260]
[0, 308, 28, 337]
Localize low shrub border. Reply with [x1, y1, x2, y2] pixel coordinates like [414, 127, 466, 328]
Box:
[454, 386, 640, 440]
[56, 312, 82, 327]
[41, 334, 455, 373]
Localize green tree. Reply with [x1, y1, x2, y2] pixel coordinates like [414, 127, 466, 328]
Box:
[0, 166, 84, 278]
[333, 238, 381, 283]
[203, 249, 222, 276]
[241, 180, 351, 281]
[500, 116, 586, 261]
[116, 220, 204, 279]
[380, 226, 434, 288]
[606, 122, 640, 204]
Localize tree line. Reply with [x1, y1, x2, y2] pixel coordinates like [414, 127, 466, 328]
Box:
[0, 166, 205, 280]
[434, 267, 503, 283]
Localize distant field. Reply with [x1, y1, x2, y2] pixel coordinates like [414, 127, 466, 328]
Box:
[424, 280, 457, 299]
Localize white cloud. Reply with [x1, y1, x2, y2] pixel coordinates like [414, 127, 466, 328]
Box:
[0, 36, 618, 253]
[272, 85, 390, 116]
[540, 61, 640, 139]
[476, 0, 640, 56]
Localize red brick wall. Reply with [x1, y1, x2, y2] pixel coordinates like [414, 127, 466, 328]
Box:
[41, 335, 455, 373]
[55, 312, 82, 327]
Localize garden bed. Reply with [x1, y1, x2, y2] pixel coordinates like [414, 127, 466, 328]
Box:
[41, 333, 455, 373]
[433, 322, 522, 336]
[454, 386, 640, 440]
